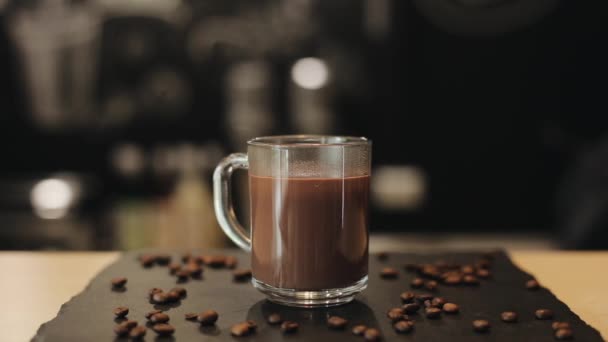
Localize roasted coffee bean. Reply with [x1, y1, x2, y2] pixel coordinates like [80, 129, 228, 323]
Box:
[555, 328, 574, 340]
[111, 277, 127, 288]
[473, 320, 490, 332]
[124, 320, 138, 329]
[148, 288, 163, 299]
[476, 269, 491, 279]
[185, 313, 198, 320]
[402, 303, 421, 314]
[411, 278, 424, 288]
[233, 269, 252, 282]
[152, 292, 169, 304]
[552, 322, 571, 330]
[327, 316, 348, 329]
[416, 293, 434, 302]
[224, 256, 238, 269]
[501, 311, 518, 323]
[425, 280, 438, 291]
[246, 320, 258, 331]
[380, 267, 399, 279]
[377, 252, 389, 261]
[352, 325, 367, 336]
[113, 306, 129, 318]
[421, 265, 442, 279]
[152, 323, 175, 336]
[363, 328, 381, 341]
[387, 308, 407, 321]
[139, 254, 156, 267]
[526, 279, 541, 290]
[431, 297, 447, 308]
[197, 310, 219, 325]
[181, 252, 192, 263]
[267, 313, 282, 325]
[176, 269, 191, 281]
[535, 309, 554, 320]
[145, 310, 162, 320]
[442, 303, 459, 314]
[167, 291, 181, 302]
[461, 265, 475, 275]
[113, 323, 131, 336]
[425, 307, 442, 319]
[129, 326, 146, 339]
[423, 300, 435, 308]
[203, 255, 227, 268]
[443, 274, 463, 285]
[280, 321, 299, 334]
[150, 313, 170, 323]
[393, 320, 414, 333]
[231, 322, 252, 336]
[170, 287, 187, 298]
[156, 254, 171, 265]
[400, 291, 416, 303]
[463, 275, 480, 285]
[185, 263, 203, 277]
[476, 259, 491, 269]
[169, 263, 181, 275]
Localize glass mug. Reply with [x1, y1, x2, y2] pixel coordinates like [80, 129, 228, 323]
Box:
[213, 135, 371, 307]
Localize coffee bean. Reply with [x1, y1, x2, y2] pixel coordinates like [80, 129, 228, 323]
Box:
[363, 328, 381, 341]
[280, 321, 299, 334]
[169, 263, 181, 275]
[352, 325, 367, 336]
[203, 255, 227, 268]
[267, 313, 282, 325]
[224, 256, 238, 269]
[400, 291, 416, 303]
[431, 297, 447, 308]
[442, 303, 459, 314]
[185, 313, 198, 320]
[145, 310, 163, 320]
[476, 269, 491, 279]
[111, 277, 127, 288]
[148, 288, 163, 299]
[552, 322, 571, 330]
[181, 252, 192, 263]
[380, 267, 399, 279]
[113, 322, 131, 336]
[411, 278, 424, 288]
[421, 265, 442, 279]
[176, 269, 191, 281]
[124, 320, 138, 329]
[555, 328, 574, 340]
[476, 259, 491, 269]
[393, 320, 414, 333]
[231, 322, 252, 336]
[501, 311, 518, 323]
[416, 293, 434, 302]
[472, 320, 490, 332]
[167, 291, 181, 302]
[425, 280, 438, 291]
[152, 292, 169, 304]
[129, 326, 146, 339]
[170, 287, 187, 298]
[150, 313, 170, 323]
[327, 316, 348, 329]
[402, 303, 421, 314]
[139, 254, 156, 267]
[387, 308, 407, 322]
[443, 274, 463, 285]
[185, 263, 203, 277]
[246, 320, 257, 331]
[535, 309, 554, 320]
[423, 300, 435, 308]
[461, 265, 475, 275]
[233, 269, 252, 282]
[526, 279, 541, 290]
[377, 252, 389, 260]
[152, 323, 175, 336]
[425, 307, 442, 319]
[463, 275, 480, 285]
[113, 306, 129, 318]
[156, 254, 171, 265]
[197, 310, 219, 325]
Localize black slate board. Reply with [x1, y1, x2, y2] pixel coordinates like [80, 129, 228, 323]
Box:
[33, 250, 604, 342]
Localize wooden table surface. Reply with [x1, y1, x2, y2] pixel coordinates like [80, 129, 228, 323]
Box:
[1, 251, 606, 342]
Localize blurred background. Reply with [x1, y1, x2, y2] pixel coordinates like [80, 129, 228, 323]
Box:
[0, 0, 607, 251]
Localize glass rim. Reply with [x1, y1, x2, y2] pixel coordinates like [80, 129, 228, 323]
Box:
[247, 135, 370, 148]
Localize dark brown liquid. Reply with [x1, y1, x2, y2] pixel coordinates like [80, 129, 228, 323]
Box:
[250, 175, 369, 290]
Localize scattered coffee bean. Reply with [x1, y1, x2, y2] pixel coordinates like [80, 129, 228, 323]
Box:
[224, 256, 238, 269]
[129, 326, 146, 339]
[363, 328, 381, 341]
[176, 269, 191, 281]
[267, 313, 282, 325]
[124, 320, 138, 329]
[416, 293, 434, 302]
[425, 307, 442, 319]
[231, 322, 252, 337]
[113, 306, 129, 318]
[526, 279, 541, 290]
[139, 255, 156, 267]
[167, 291, 181, 302]
[145, 310, 163, 320]
[402, 303, 421, 314]
[423, 300, 435, 308]
[535, 309, 554, 320]
[380, 267, 399, 279]
[327, 316, 348, 329]
[233, 269, 253, 282]
[430, 297, 446, 308]
[476, 269, 491, 279]
[280, 321, 299, 334]
[170, 287, 187, 298]
[152, 292, 169, 304]
[152, 323, 175, 336]
[443, 274, 462, 285]
[113, 322, 131, 336]
[185, 313, 198, 320]
[555, 328, 574, 340]
[411, 278, 424, 288]
[552, 322, 571, 330]
[461, 265, 475, 275]
[425, 280, 438, 291]
[150, 313, 170, 323]
[472, 320, 490, 333]
[501, 311, 518, 323]
[203, 255, 227, 268]
[400, 291, 416, 303]
[387, 308, 407, 322]
[185, 263, 203, 277]
[352, 325, 367, 336]
[393, 320, 414, 333]
[442, 303, 459, 314]
[148, 288, 163, 299]
[463, 275, 480, 285]
[169, 263, 181, 275]
[246, 320, 258, 331]
[197, 310, 219, 326]
[156, 254, 171, 265]
[377, 252, 389, 260]
[111, 277, 127, 288]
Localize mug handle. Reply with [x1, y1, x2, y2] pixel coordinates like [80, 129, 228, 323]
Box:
[213, 153, 251, 251]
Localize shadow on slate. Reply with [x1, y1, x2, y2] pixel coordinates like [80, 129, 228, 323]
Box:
[33, 250, 604, 341]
